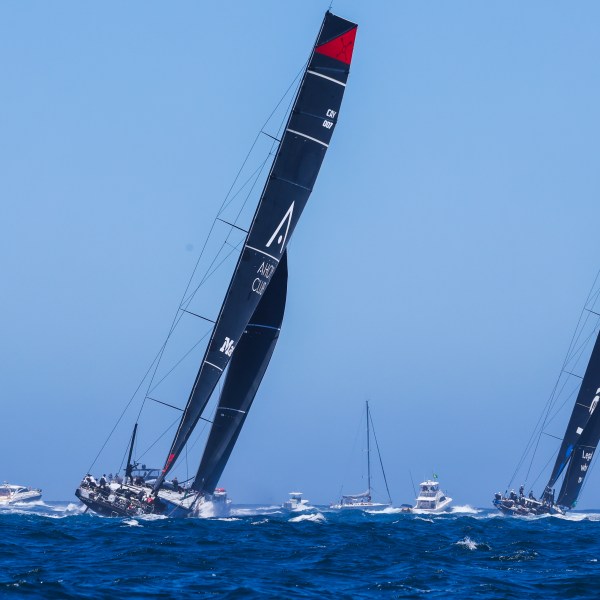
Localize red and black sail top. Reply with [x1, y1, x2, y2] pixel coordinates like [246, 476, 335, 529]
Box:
[315, 13, 357, 65]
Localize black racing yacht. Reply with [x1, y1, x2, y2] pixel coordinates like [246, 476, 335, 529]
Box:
[494, 274, 600, 516]
[75, 11, 358, 518]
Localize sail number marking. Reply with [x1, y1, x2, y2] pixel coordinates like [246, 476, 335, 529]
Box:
[323, 109, 336, 129]
[219, 337, 235, 357]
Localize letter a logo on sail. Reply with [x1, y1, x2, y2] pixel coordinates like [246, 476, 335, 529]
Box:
[266, 202, 294, 254]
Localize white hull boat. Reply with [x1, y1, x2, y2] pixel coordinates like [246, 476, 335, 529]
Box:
[0, 484, 42, 505]
[283, 492, 311, 511]
[414, 479, 452, 512]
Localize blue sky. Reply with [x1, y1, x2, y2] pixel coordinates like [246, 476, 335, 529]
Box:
[2, 1, 600, 508]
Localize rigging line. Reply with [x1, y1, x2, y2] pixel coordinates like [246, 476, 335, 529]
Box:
[545, 387, 579, 429]
[261, 131, 280, 142]
[180, 239, 244, 309]
[216, 218, 248, 233]
[368, 409, 393, 504]
[171, 419, 210, 475]
[565, 371, 583, 380]
[216, 63, 305, 222]
[541, 431, 563, 441]
[87, 348, 162, 473]
[180, 309, 215, 323]
[529, 447, 559, 492]
[137, 415, 181, 462]
[133, 69, 304, 420]
[148, 330, 211, 395]
[218, 160, 271, 216]
[147, 397, 183, 412]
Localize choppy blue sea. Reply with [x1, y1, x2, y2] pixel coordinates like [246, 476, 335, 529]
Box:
[2, 502, 600, 599]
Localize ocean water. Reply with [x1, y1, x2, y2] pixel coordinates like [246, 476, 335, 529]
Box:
[1, 502, 600, 599]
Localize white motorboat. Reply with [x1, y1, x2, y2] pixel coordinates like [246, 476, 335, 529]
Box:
[283, 492, 310, 511]
[0, 483, 42, 505]
[414, 479, 452, 512]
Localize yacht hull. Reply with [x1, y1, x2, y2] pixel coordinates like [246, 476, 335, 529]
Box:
[492, 496, 564, 517]
[75, 483, 228, 518]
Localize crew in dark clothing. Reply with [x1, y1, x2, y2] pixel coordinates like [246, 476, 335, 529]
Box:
[172, 477, 180, 493]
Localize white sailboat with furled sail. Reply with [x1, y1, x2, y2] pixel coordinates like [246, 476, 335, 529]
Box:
[75, 11, 358, 518]
[493, 271, 600, 516]
[331, 401, 392, 510]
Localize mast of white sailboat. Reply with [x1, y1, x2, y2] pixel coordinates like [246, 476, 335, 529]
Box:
[366, 400, 371, 497]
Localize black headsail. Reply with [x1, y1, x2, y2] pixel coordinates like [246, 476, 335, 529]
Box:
[556, 395, 600, 508]
[153, 12, 358, 491]
[543, 330, 600, 501]
[192, 251, 288, 494]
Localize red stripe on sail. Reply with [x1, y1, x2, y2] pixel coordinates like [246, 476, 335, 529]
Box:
[315, 26, 357, 65]
[162, 453, 176, 473]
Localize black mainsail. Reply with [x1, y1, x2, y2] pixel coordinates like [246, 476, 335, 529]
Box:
[153, 12, 358, 491]
[544, 331, 600, 501]
[192, 251, 288, 494]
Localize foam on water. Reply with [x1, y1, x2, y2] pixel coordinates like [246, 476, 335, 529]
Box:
[450, 504, 480, 514]
[288, 512, 325, 523]
[455, 536, 486, 551]
[365, 506, 410, 515]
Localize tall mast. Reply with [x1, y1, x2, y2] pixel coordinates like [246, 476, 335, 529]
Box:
[366, 400, 371, 496]
[125, 423, 138, 483]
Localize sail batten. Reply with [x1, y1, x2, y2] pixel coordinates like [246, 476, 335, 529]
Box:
[153, 11, 357, 492]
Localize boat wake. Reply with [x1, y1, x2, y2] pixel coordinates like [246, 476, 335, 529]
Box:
[450, 504, 480, 514]
[288, 512, 326, 523]
[0, 501, 85, 518]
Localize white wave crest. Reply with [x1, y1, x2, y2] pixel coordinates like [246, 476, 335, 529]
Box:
[450, 505, 480, 514]
[122, 519, 141, 527]
[231, 506, 281, 517]
[289, 512, 326, 523]
[366, 506, 411, 515]
[455, 536, 479, 551]
[192, 499, 231, 519]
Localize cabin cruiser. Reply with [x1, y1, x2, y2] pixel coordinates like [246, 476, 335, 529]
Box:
[330, 491, 391, 510]
[283, 492, 310, 511]
[493, 488, 563, 516]
[414, 480, 452, 512]
[0, 483, 42, 504]
[75, 473, 229, 518]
